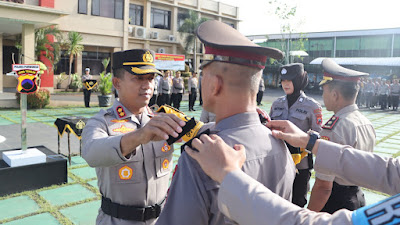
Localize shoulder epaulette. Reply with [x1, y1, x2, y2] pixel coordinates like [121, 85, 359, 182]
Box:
[322, 116, 339, 130]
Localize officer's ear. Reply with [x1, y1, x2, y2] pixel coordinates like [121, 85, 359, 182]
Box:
[112, 77, 121, 90]
[212, 75, 223, 96]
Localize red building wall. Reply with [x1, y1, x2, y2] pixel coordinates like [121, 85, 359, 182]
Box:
[39, 0, 54, 8]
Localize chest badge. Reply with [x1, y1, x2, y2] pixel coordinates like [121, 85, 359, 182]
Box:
[116, 106, 126, 118]
[322, 116, 340, 130]
[111, 119, 129, 123]
[113, 125, 135, 134]
[161, 143, 171, 152]
[119, 166, 133, 180]
[162, 159, 170, 169]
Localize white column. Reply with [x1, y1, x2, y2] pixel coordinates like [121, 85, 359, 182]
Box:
[0, 33, 3, 93]
[22, 24, 35, 64]
[123, 0, 129, 50]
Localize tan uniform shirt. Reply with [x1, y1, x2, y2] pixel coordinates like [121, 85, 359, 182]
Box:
[82, 100, 173, 225]
[81, 74, 92, 90]
[270, 92, 322, 169]
[317, 104, 375, 184]
[159, 78, 172, 94]
[218, 140, 400, 225]
[157, 112, 296, 225]
[188, 77, 198, 92]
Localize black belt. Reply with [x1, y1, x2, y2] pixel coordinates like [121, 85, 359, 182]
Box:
[333, 182, 359, 193]
[101, 196, 164, 221]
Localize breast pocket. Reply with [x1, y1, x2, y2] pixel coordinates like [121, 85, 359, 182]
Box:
[290, 112, 309, 131]
[113, 149, 144, 184]
[270, 110, 284, 120]
[154, 142, 174, 178]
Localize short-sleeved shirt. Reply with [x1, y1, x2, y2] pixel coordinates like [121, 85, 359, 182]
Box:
[188, 77, 198, 91]
[81, 74, 92, 90]
[156, 112, 296, 225]
[172, 77, 184, 94]
[364, 82, 375, 93]
[270, 92, 323, 169]
[392, 83, 400, 96]
[316, 104, 375, 185]
[259, 78, 265, 92]
[159, 78, 172, 94]
[82, 100, 173, 225]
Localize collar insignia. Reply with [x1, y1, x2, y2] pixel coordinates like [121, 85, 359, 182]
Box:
[116, 106, 126, 118]
[322, 116, 339, 130]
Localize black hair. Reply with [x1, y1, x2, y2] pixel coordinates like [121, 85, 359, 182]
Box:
[328, 80, 359, 100]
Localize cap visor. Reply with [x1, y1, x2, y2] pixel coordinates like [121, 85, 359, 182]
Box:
[123, 65, 162, 76]
[280, 74, 297, 81]
[319, 79, 329, 86]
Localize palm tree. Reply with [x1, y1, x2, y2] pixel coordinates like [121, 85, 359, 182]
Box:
[65, 31, 84, 84]
[35, 26, 62, 67]
[178, 10, 207, 72]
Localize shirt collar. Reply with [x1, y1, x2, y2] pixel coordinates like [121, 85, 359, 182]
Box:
[215, 111, 260, 132]
[335, 104, 358, 117]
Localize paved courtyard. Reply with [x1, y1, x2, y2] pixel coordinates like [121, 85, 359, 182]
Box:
[0, 98, 396, 224]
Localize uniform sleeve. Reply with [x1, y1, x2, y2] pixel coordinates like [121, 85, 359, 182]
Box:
[315, 140, 400, 195]
[310, 104, 323, 133]
[81, 115, 131, 167]
[218, 169, 353, 225]
[157, 152, 210, 225]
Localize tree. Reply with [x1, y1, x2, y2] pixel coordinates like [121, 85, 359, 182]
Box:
[35, 26, 62, 67]
[65, 31, 84, 84]
[178, 10, 207, 72]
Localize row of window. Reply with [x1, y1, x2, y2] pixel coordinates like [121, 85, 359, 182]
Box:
[78, 1, 234, 30]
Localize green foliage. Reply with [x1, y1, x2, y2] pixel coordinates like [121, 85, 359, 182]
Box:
[70, 73, 82, 89]
[16, 89, 51, 109]
[102, 57, 110, 71]
[178, 10, 208, 55]
[98, 72, 113, 95]
[63, 31, 84, 82]
[35, 26, 62, 66]
[56, 72, 68, 85]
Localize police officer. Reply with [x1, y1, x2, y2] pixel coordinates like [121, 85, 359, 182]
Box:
[171, 71, 184, 109]
[391, 79, 400, 110]
[82, 49, 186, 225]
[270, 63, 322, 207]
[184, 120, 400, 225]
[149, 74, 158, 107]
[308, 58, 376, 214]
[156, 20, 295, 225]
[364, 78, 375, 108]
[188, 72, 198, 111]
[158, 71, 172, 106]
[82, 67, 92, 108]
[378, 78, 390, 110]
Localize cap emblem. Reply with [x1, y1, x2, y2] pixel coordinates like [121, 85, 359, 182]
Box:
[143, 51, 154, 63]
[281, 68, 287, 75]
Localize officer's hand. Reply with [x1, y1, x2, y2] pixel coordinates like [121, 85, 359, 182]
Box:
[267, 120, 309, 149]
[138, 113, 186, 144]
[185, 134, 246, 184]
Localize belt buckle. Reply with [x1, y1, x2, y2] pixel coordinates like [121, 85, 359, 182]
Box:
[144, 204, 160, 221]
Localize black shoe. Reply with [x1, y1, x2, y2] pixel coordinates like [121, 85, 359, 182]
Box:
[192, 108, 196, 111]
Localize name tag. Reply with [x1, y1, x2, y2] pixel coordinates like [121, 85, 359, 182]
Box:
[352, 193, 400, 225]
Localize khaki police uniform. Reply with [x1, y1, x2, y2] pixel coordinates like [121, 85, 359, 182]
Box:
[171, 77, 184, 109]
[188, 76, 198, 111]
[82, 100, 173, 225]
[378, 82, 390, 109]
[317, 104, 375, 213]
[149, 77, 158, 107]
[157, 20, 294, 225]
[364, 80, 375, 108]
[157, 112, 295, 225]
[158, 77, 172, 106]
[391, 82, 400, 110]
[82, 70, 92, 107]
[217, 140, 400, 225]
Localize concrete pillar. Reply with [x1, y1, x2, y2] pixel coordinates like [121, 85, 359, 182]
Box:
[172, 44, 177, 54]
[171, 4, 178, 36]
[22, 24, 35, 64]
[87, 0, 92, 15]
[76, 54, 82, 75]
[144, 1, 151, 29]
[0, 33, 3, 93]
[122, 0, 129, 50]
[197, 0, 201, 10]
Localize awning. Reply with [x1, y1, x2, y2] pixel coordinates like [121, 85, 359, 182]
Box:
[290, 50, 308, 56]
[310, 57, 400, 67]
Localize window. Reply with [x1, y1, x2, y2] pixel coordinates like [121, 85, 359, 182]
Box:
[91, 0, 124, 19]
[177, 9, 189, 29]
[129, 4, 143, 26]
[151, 8, 171, 30]
[78, 0, 87, 14]
[224, 22, 235, 28]
[81, 51, 112, 75]
[54, 51, 75, 75]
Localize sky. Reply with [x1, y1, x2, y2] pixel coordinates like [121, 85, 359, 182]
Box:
[218, 0, 400, 36]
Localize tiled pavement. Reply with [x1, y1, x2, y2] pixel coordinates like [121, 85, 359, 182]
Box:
[0, 100, 396, 224]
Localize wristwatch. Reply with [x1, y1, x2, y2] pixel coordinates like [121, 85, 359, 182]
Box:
[306, 130, 320, 151]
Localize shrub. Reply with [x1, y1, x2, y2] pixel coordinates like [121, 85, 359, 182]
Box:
[98, 71, 113, 95]
[16, 89, 51, 109]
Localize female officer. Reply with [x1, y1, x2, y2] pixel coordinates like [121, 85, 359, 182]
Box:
[269, 63, 322, 208]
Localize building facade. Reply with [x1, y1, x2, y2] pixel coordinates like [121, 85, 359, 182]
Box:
[0, 0, 239, 92]
[248, 28, 400, 86]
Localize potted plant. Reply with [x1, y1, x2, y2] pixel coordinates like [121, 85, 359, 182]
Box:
[56, 72, 68, 89]
[98, 71, 113, 107]
[69, 73, 82, 92]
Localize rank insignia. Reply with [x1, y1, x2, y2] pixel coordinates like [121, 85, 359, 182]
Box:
[119, 166, 133, 180]
[316, 114, 323, 125]
[161, 143, 171, 152]
[113, 125, 135, 134]
[162, 159, 169, 169]
[322, 116, 339, 130]
[116, 106, 126, 118]
[111, 119, 129, 123]
[321, 136, 330, 141]
[314, 109, 322, 114]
